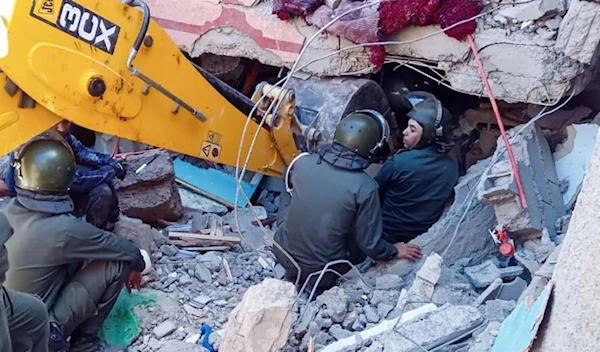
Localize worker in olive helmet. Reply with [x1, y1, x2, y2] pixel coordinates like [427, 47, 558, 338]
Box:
[274, 110, 422, 292]
[375, 91, 459, 244]
[2, 135, 152, 352]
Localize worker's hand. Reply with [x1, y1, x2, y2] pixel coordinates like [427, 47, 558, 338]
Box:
[111, 160, 127, 180]
[125, 271, 143, 293]
[393, 242, 422, 261]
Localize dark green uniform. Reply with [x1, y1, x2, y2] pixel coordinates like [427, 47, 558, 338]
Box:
[375, 146, 459, 242]
[3, 189, 147, 341]
[274, 143, 398, 289]
[0, 208, 49, 352]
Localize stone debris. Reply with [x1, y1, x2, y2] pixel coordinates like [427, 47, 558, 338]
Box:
[463, 260, 524, 289]
[484, 300, 517, 323]
[468, 321, 502, 352]
[114, 150, 183, 223]
[153, 320, 177, 339]
[220, 278, 296, 352]
[375, 274, 403, 290]
[555, 0, 600, 64]
[378, 304, 484, 351]
[179, 187, 229, 215]
[479, 124, 566, 240]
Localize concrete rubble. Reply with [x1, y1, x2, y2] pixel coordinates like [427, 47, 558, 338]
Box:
[113, 150, 183, 223]
[220, 278, 296, 352]
[145, 0, 600, 104]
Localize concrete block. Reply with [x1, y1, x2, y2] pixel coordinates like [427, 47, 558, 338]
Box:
[464, 261, 502, 289]
[220, 279, 296, 352]
[555, 0, 600, 64]
[378, 305, 485, 351]
[178, 187, 228, 215]
[484, 300, 517, 323]
[153, 320, 177, 339]
[478, 124, 566, 239]
[553, 124, 599, 209]
[473, 278, 503, 307]
[498, 0, 565, 22]
[316, 287, 349, 324]
[497, 277, 528, 301]
[408, 253, 442, 303]
[114, 150, 183, 223]
[386, 158, 497, 278]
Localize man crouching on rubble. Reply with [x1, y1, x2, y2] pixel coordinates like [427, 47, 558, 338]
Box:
[375, 91, 459, 244]
[2, 136, 152, 352]
[274, 110, 422, 292]
[5, 119, 126, 231]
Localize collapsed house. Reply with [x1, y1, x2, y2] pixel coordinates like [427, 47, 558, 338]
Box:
[0, 0, 599, 351]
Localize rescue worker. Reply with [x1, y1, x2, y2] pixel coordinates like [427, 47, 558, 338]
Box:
[3, 136, 152, 352]
[0, 211, 50, 352]
[4, 119, 126, 230]
[375, 91, 459, 244]
[274, 110, 422, 291]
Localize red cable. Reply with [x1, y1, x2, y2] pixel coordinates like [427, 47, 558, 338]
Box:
[468, 34, 528, 209]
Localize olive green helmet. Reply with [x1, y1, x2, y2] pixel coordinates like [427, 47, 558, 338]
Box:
[405, 91, 451, 145]
[333, 109, 390, 159]
[13, 135, 76, 194]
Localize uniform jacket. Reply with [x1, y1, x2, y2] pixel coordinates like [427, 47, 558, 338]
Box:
[2, 189, 145, 306]
[5, 132, 115, 196]
[274, 143, 398, 268]
[375, 145, 459, 241]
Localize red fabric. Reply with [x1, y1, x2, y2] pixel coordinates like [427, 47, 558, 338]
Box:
[273, 0, 324, 20]
[307, 0, 380, 44]
[434, 0, 484, 40]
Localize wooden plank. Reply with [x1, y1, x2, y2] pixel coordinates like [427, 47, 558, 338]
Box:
[169, 232, 241, 243]
[491, 280, 554, 352]
[182, 246, 231, 252]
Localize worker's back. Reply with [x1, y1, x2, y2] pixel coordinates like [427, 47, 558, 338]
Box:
[274, 152, 378, 268]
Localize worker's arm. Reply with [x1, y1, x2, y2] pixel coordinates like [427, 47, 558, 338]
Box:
[65, 133, 112, 168]
[61, 218, 151, 273]
[70, 165, 116, 194]
[354, 185, 398, 261]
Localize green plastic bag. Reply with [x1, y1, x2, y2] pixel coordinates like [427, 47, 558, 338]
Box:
[98, 289, 157, 346]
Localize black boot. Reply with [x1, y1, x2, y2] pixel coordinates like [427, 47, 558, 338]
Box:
[68, 334, 107, 352]
[49, 322, 70, 352]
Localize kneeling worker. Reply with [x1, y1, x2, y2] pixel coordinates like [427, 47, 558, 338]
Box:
[274, 110, 422, 290]
[0, 212, 49, 352]
[5, 119, 126, 230]
[3, 136, 152, 352]
[375, 91, 459, 244]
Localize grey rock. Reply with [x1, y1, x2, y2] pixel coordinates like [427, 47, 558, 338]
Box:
[377, 303, 394, 320]
[316, 287, 348, 323]
[352, 318, 364, 332]
[376, 274, 403, 290]
[160, 245, 179, 257]
[545, 17, 561, 30]
[193, 295, 212, 306]
[497, 277, 528, 301]
[499, 266, 524, 280]
[370, 290, 391, 305]
[198, 252, 222, 271]
[194, 263, 212, 283]
[464, 261, 502, 289]
[342, 310, 357, 330]
[329, 324, 353, 340]
[364, 305, 380, 323]
[178, 274, 193, 285]
[153, 320, 177, 339]
[321, 318, 333, 329]
[365, 341, 384, 352]
[485, 300, 517, 323]
[295, 304, 318, 339]
[315, 331, 332, 346]
[468, 321, 502, 352]
[179, 187, 228, 215]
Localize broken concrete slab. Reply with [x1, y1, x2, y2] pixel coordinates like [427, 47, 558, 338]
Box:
[468, 321, 502, 352]
[484, 300, 517, 323]
[478, 124, 566, 239]
[316, 287, 349, 324]
[179, 187, 228, 215]
[386, 158, 498, 278]
[473, 278, 503, 307]
[114, 150, 183, 223]
[464, 261, 523, 289]
[555, 0, 600, 64]
[553, 124, 599, 209]
[153, 320, 177, 339]
[407, 253, 442, 305]
[497, 277, 528, 302]
[220, 278, 296, 352]
[378, 304, 485, 351]
[497, 0, 565, 23]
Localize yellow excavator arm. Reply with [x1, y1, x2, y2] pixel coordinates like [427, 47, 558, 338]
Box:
[0, 0, 312, 177]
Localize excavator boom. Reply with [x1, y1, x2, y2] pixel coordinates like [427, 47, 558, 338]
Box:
[0, 0, 305, 177]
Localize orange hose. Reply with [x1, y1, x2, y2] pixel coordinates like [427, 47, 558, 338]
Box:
[468, 34, 528, 209]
